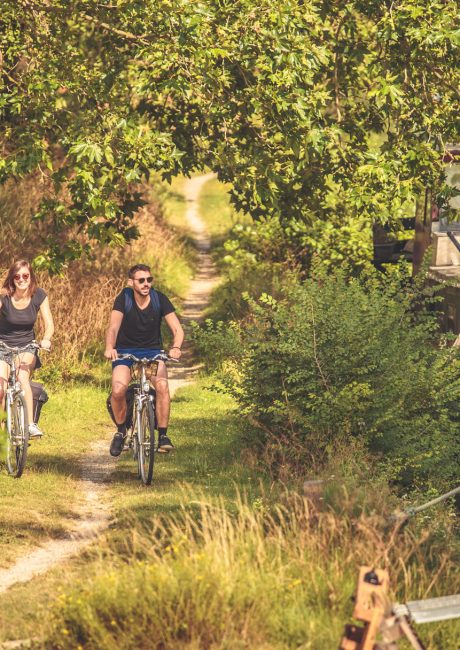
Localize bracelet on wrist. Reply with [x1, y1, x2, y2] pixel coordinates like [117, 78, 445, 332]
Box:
[170, 346, 181, 351]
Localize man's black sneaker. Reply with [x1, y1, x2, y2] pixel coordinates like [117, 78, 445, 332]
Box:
[110, 431, 126, 457]
[158, 435, 174, 453]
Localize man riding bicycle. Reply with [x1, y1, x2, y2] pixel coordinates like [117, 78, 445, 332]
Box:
[104, 264, 184, 457]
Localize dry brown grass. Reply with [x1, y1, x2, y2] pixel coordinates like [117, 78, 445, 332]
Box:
[0, 181, 192, 371]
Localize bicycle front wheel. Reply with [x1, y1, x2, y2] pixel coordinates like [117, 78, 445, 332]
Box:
[138, 400, 156, 485]
[6, 393, 29, 478]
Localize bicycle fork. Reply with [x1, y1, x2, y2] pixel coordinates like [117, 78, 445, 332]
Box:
[135, 394, 150, 450]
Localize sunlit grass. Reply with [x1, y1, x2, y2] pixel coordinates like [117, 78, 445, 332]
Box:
[106, 380, 263, 532]
[198, 177, 251, 245]
[0, 383, 458, 650]
[0, 383, 111, 567]
[42, 491, 460, 650]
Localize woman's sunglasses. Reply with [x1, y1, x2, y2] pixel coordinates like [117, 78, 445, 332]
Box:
[136, 276, 153, 284]
[14, 273, 30, 281]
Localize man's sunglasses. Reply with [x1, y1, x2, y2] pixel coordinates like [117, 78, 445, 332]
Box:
[14, 273, 30, 281]
[135, 276, 153, 284]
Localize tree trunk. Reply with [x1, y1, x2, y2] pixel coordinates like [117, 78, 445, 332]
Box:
[412, 189, 431, 276]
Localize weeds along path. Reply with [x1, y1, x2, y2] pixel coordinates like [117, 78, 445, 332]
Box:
[0, 173, 217, 595]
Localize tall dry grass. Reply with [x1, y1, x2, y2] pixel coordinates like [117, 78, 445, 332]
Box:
[42, 491, 459, 649]
[0, 180, 193, 377]
[0, 174, 48, 261]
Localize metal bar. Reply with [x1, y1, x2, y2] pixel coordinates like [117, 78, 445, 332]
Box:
[446, 231, 460, 253]
[407, 594, 460, 624]
[406, 486, 460, 516]
[394, 595, 460, 624]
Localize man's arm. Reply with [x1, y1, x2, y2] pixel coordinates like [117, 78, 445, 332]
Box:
[164, 312, 184, 360]
[104, 310, 124, 360]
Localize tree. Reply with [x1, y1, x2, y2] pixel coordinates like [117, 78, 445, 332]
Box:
[1, 1, 458, 270]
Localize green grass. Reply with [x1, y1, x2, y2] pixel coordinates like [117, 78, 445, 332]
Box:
[160, 176, 189, 233]
[0, 380, 458, 650]
[0, 379, 267, 645]
[0, 382, 111, 567]
[198, 177, 251, 245]
[158, 175, 245, 244]
[106, 379, 264, 531]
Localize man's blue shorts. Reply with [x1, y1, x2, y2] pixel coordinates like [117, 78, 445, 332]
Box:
[112, 348, 163, 369]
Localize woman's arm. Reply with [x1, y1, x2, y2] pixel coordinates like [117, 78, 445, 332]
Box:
[39, 296, 54, 350]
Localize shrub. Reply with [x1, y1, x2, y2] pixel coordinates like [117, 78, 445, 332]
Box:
[195, 271, 460, 490]
[207, 216, 302, 321]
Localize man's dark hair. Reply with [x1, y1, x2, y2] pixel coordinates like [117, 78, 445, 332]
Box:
[128, 263, 151, 279]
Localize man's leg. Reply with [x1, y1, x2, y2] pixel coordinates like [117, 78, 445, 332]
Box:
[152, 362, 174, 452]
[109, 364, 131, 457]
[111, 364, 131, 425]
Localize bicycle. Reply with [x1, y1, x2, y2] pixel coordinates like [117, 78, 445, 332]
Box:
[116, 351, 176, 486]
[0, 340, 43, 478]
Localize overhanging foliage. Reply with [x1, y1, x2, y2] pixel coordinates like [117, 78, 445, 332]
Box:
[1, 1, 459, 269]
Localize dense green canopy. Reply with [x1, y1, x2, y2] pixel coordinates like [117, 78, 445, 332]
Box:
[1, 1, 459, 269]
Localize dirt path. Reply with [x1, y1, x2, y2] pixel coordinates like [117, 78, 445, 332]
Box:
[0, 173, 217, 595]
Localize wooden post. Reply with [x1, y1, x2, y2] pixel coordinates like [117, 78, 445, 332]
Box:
[339, 567, 390, 650]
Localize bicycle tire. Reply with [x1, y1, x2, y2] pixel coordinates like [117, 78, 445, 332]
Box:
[138, 400, 156, 485]
[6, 393, 29, 478]
[131, 405, 141, 478]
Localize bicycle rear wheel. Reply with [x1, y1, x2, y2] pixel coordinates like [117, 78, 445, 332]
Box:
[6, 393, 29, 478]
[138, 400, 156, 485]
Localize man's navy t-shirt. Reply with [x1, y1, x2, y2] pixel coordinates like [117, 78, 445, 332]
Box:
[113, 289, 175, 349]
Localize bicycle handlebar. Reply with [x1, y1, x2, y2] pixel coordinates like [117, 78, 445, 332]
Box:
[116, 352, 178, 364]
[0, 340, 48, 354]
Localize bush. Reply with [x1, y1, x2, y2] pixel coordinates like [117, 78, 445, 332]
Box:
[207, 216, 302, 321]
[195, 271, 460, 490]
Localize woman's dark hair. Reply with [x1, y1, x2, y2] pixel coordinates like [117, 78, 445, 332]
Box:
[128, 263, 151, 278]
[2, 260, 38, 297]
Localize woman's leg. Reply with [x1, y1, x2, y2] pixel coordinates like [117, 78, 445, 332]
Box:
[0, 360, 10, 410]
[17, 352, 36, 423]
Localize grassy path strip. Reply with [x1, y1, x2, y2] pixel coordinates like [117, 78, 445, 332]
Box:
[107, 379, 259, 530]
[0, 378, 257, 645]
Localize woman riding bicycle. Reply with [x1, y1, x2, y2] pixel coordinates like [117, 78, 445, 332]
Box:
[0, 260, 54, 438]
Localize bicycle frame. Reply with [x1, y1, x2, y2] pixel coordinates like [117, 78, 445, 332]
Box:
[0, 341, 41, 477]
[5, 362, 23, 427]
[116, 352, 170, 484]
[132, 361, 156, 439]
